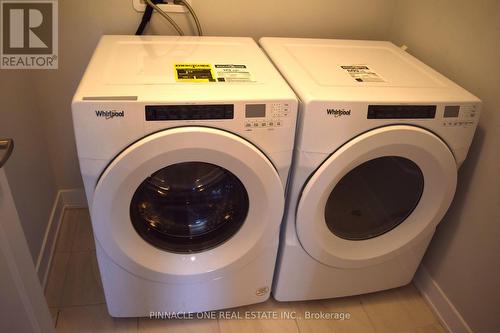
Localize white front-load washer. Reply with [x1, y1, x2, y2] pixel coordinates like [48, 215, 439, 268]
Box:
[260, 37, 481, 301]
[72, 36, 297, 316]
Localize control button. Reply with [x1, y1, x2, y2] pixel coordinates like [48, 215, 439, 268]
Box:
[276, 120, 282, 127]
[245, 122, 252, 128]
[268, 121, 274, 127]
[253, 122, 259, 127]
[272, 103, 282, 111]
[261, 122, 267, 127]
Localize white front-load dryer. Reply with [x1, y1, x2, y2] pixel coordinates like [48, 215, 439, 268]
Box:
[260, 37, 481, 301]
[72, 36, 297, 316]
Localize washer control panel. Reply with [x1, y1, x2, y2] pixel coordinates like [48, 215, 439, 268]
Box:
[442, 104, 478, 127]
[244, 103, 291, 129]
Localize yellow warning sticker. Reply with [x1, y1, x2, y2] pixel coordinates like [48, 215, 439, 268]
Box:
[174, 64, 216, 82]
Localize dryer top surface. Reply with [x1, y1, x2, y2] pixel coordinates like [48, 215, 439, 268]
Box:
[74, 36, 296, 103]
[260, 38, 479, 104]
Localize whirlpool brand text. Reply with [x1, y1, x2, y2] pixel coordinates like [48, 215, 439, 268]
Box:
[95, 110, 125, 119]
[326, 108, 351, 117]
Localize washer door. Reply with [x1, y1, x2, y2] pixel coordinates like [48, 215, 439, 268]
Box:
[91, 127, 284, 283]
[296, 125, 457, 268]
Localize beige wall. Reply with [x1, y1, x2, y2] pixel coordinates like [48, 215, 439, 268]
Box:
[0, 72, 57, 261]
[35, 0, 397, 189]
[390, 1, 500, 332]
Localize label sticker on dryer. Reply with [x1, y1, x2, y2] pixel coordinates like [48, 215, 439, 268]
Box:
[214, 64, 254, 82]
[174, 64, 216, 82]
[174, 63, 254, 83]
[340, 65, 385, 83]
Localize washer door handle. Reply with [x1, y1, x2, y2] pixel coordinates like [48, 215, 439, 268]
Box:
[0, 138, 14, 169]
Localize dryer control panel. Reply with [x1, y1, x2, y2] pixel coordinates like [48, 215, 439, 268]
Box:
[366, 104, 478, 128]
[441, 104, 478, 127]
[244, 103, 291, 129]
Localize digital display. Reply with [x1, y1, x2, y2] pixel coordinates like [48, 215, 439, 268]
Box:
[367, 105, 436, 119]
[145, 105, 234, 121]
[444, 105, 460, 118]
[245, 104, 266, 118]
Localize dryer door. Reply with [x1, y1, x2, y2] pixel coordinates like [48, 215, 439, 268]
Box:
[296, 125, 457, 268]
[91, 127, 284, 283]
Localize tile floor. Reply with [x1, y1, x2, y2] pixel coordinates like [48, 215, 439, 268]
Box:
[45, 208, 446, 333]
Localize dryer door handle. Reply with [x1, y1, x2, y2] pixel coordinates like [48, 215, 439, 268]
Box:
[0, 138, 14, 169]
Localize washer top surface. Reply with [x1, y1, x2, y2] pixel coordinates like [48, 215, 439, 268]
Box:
[74, 36, 296, 103]
[260, 38, 479, 103]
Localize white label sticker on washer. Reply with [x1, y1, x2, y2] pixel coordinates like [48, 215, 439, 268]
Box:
[214, 64, 254, 82]
[340, 65, 385, 83]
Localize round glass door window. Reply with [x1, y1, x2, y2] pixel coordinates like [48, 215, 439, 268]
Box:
[324, 156, 424, 240]
[130, 162, 249, 253]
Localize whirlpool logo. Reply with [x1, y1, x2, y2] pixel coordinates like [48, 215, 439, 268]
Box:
[95, 110, 125, 119]
[326, 108, 351, 118]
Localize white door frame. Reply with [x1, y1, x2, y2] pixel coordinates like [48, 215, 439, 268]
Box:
[0, 139, 54, 333]
[296, 126, 457, 268]
[91, 127, 285, 284]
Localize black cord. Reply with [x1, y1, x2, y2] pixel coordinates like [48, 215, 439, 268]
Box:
[135, 0, 164, 35]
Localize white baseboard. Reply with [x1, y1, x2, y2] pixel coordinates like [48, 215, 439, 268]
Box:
[413, 266, 474, 333]
[35, 188, 87, 287]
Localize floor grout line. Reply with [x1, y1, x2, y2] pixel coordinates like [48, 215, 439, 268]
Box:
[53, 249, 95, 254]
[57, 229, 74, 309]
[216, 318, 221, 333]
[56, 301, 108, 310]
[293, 316, 302, 333]
[359, 295, 380, 333]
